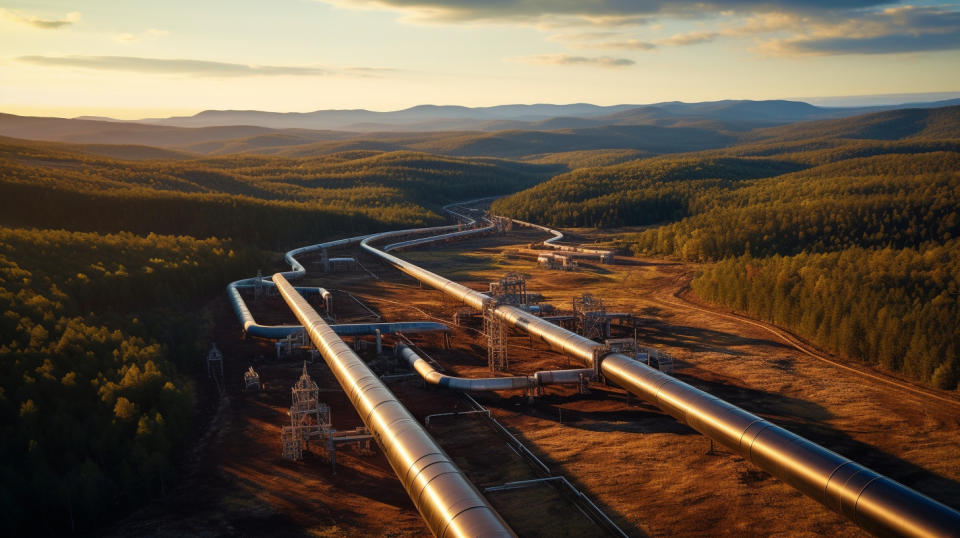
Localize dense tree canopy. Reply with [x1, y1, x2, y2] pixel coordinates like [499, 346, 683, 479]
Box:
[0, 228, 262, 535]
[494, 130, 960, 390]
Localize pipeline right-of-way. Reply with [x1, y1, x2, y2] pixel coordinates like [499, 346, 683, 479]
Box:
[273, 272, 514, 538]
[360, 208, 960, 538]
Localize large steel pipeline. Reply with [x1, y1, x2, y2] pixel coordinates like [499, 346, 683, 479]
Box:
[361, 224, 960, 537]
[227, 234, 375, 337]
[272, 273, 514, 538]
[397, 343, 593, 392]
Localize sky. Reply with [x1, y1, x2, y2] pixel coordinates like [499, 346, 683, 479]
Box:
[2, 0, 960, 118]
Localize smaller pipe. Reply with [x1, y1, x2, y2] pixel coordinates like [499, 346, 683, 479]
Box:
[321, 289, 333, 316]
[375, 329, 382, 355]
[398, 344, 595, 393]
[534, 369, 594, 386]
[400, 343, 536, 392]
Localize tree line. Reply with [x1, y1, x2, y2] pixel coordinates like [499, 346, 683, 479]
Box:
[493, 131, 960, 390]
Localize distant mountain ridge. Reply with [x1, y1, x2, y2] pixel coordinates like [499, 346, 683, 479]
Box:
[4, 102, 958, 162]
[82, 98, 960, 132]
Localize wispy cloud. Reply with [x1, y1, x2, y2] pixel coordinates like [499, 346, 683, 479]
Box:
[114, 28, 169, 43]
[16, 55, 397, 77]
[319, 1, 891, 25]
[323, 0, 960, 56]
[586, 39, 657, 51]
[0, 8, 80, 29]
[512, 54, 635, 68]
[762, 32, 960, 55]
[756, 5, 960, 55]
[659, 31, 720, 46]
[546, 31, 621, 42]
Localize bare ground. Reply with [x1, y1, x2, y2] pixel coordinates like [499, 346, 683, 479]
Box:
[109, 227, 960, 537]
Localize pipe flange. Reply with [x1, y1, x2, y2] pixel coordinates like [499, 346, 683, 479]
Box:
[591, 345, 612, 380]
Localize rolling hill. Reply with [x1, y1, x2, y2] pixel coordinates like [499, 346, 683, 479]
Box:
[491, 104, 960, 390]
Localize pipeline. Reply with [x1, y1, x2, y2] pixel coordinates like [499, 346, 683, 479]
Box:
[397, 343, 592, 393]
[509, 217, 614, 260]
[227, 235, 374, 337]
[272, 273, 514, 538]
[361, 219, 960, 537]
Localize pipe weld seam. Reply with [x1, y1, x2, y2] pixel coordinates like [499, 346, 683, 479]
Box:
[822, 461, 854, 504]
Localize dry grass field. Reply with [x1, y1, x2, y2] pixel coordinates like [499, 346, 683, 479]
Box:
[109, 225, 960, 537]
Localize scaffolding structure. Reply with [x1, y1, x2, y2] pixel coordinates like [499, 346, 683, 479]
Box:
[574, 294, 609, 341]
[605, 337, 638, 355]
[281, 362, 374, 470]
[488, 273, 528, 306]
[242, 366, 261, 392]
[637, 347, 675, 374]
[206, 344, 225, 395]
[290, 362, 330, 444]
[483, 300, 508, 373]
[453, 306, 477, 327]
[491, 215, 512, 234]
[276, 331, 309, 359]
[281, 425, 302, 460]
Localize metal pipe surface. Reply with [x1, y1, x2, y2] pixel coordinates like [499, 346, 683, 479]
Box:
[362, 218, 960, 538]
[398, 344, 534, 392]
[273, 274, 514, 538]
[399, 344, 596, 392]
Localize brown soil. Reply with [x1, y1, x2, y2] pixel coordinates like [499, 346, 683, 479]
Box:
[110, 227, 960, 537]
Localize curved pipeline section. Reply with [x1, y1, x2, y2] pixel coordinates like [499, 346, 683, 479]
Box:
[400, 344, 535, 392]
[362, 216, 960, 537]
[398, 343, 593, 393]
[273, 273, 514, 538]
[509, 217, 614, 260]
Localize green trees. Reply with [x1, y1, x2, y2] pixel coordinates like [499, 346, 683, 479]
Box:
[692, 245, 960, 389]
[0, 145, 557, 250]
[0, 228, 258, 534]
[0, 140, 561, 534]
[492, 124, 960, 389]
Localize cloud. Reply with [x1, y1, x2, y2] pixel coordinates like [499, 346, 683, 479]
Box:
[658, 31, 720, 46]
[587, 39, 658, 51]
[763, 32, 960, 55]
[115, 29, 169, 43]
[319, 1, 891, 25]
[324, 1, 960, 56]
[546, 31, 621, 42]
[0, 8, 80, 29]
[16, 55, 397, 77]
[756, 5, 960, 55]
[513, 54, 635, 67]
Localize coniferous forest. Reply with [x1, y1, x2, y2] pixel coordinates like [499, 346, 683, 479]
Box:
[2, 103, 959, 534]
[0, 141, 557, 534]
[494, 106, 960, 390]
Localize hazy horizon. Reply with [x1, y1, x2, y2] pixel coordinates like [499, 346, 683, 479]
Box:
[3, 1, 960, 119]
[3, 90, 958, 122]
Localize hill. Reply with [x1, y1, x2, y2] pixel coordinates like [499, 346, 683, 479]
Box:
[5, 102, 960, 162]
[0, 139, 560, 248]
[752, 105, 960, 141]
[492, 104, 960, 390]
[102, 98, 960, 131]
[0, 113, 348, 149]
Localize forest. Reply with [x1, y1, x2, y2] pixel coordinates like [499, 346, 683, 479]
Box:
[494, 106, 960, 389]
[0, 142, 559, 249]
[3, 103, 960, 534]
[0, 228, 263, 534]
[0, 140, 558, 535]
